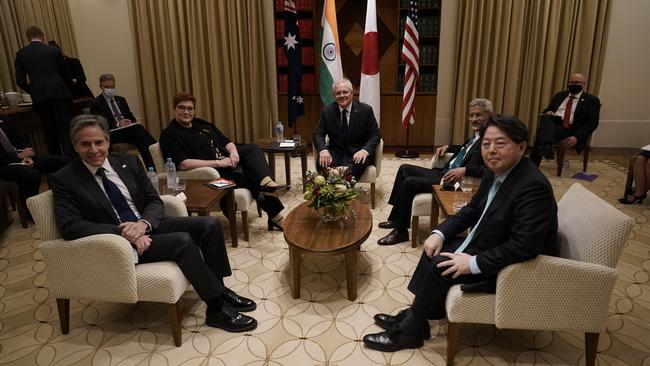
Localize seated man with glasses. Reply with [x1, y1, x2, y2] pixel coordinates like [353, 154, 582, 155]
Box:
[159, 92, 288, 231]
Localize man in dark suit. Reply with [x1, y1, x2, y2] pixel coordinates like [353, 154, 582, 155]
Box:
[48, 41, 93, 99]
[14, 26, 74, 156]
[0, 116, 69, 214]
[90, 73, 157, 169]
[377, 98, 491, 245]
[530, 73, 601, 165]
[313, 78, 381, 180]
[50, 115, 258, 332]
[363, 115, 558, 352]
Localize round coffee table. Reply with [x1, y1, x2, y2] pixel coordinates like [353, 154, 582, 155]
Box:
[283, 199, 372, 301]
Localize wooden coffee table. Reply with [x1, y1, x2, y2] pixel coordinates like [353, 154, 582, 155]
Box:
[429, 184, 476, 230]
[283, 199, 372, 300]
[160, 180, 238, 247]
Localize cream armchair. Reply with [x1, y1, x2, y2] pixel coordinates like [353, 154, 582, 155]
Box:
[445, 183, 634, 366]
[149, 142, 258, 241]
[26, 191, 191, 347]
[411, 153, 451, 247]
[312, 138, 383, 208]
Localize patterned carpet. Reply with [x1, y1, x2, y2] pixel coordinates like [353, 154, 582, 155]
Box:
[0, 156, 648, 365]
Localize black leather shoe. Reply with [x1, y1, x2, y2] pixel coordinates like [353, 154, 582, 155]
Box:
[260, 184, 289, 197]
[221, 288, 257, 312]
[205, 306, 257, 332]
[541, 145, 554, 160]
[378, 220, 398, 229]
[377, 229, 409, 246]
[363, 328, 426, 352]
[267, 218, 284, 231]
[374, 309, 408, 330]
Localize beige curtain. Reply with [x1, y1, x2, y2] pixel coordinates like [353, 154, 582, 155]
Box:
[0, 0, 77, 92]
[129, 0, 278, 141]
[450, 0, 610, 144]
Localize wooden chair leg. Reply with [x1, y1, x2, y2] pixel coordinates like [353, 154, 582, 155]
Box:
[447, 322, 460, 366]
[370, 183, 376, 209]
[585, 332, 599, 366]
[556, 147, 566, 176]
[8, 189, 28, 228]
[582, 146, 590, 172]
[56, 298, 70, 334]
[241, 211, 249, 242]
[168, 301, 183, 347]
[411, 216, 418, 248]
[257, 205, 262, 218]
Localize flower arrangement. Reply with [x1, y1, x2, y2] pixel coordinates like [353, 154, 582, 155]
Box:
[303, 167, 359, 222]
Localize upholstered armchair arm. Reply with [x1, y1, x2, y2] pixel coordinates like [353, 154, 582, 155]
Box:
[374, 139, 384, 174]
[177, 167, 220, 180]
[39, 234, 138, 303]
[494, 255, 617, 333]
[160, 194, 188, 217]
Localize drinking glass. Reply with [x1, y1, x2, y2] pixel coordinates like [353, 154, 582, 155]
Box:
[461, 177, 473, 192]
[453, 196, 467, 212]
[174, 178, 186, 193]
[293, 134, 302, 145]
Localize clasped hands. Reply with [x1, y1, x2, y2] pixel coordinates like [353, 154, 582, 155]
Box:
[318, 149, 368, 168]
[116, 119, 134, 128]
[119, 221, 150, 255]
[17, 148, 35, 167]
[423, 233, 471, 278]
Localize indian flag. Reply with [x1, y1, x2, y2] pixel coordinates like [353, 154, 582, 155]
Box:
[318, 0, 343, 105]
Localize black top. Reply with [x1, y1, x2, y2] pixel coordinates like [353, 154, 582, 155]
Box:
[159, 118, 232, 166]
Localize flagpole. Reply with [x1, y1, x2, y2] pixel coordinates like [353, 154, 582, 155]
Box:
[395, 126, 419, 158]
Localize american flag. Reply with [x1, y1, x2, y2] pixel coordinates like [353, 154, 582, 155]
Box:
[401, 0, 419, 128]
[284, 0, 304, 127]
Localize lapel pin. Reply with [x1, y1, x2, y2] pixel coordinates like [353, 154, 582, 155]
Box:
[122, 164, 127, 168]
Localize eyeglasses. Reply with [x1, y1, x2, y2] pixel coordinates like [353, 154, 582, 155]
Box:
[176, 105, 195, 112]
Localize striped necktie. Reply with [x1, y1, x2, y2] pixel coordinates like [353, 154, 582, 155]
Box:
[96, 167, 138, 223]
[449, 137, 473, 169]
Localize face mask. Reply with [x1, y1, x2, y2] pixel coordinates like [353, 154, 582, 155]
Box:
[567, 84, 582, 94]
[102, 88, 116, 98]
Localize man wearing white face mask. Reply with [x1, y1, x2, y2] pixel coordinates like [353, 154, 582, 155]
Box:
[90, 73, 157, 169]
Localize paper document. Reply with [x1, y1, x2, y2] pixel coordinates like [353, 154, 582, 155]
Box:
[641, 144, 650, 152]
[110, 122, 140, 132]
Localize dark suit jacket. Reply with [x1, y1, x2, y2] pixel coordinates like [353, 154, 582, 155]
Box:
[50, 154, 163, 240]
[543, 91, 600, 150]
[0, 119, 29, 165]
[14, 41, 72, 104]
[65, 57, 93, 98]
[313, 100, 381, 164]
[437, 157, 558, 290]
[90, 95, 137, 130]
[443, 136, 486, 177]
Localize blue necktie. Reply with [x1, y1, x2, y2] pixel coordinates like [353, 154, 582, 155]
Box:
[448, 138, 473, 169]
[454, 179, 503, 254]
[96, 167, 138, 223]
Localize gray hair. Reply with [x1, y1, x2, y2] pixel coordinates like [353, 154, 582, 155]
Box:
[331, 78, 353, 93]
[98, 73, 115, 84]
[69, 114, 110, 144]
[469, 98, 493, 113]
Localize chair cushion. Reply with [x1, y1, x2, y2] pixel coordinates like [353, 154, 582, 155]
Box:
[234, 188, 254, 211]
[412, 193, 432, 216]
[136, 261, 189, 303]
[357, 165, 377, 183]
[446, 285, 495, 324]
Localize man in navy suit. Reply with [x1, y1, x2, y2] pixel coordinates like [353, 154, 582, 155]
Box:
[363, 115, 558, 352]
[89, 73, 156, 169]
[14, 26, 74, 156]
[376, 98, 490, 246]
[50, 115, 258, 333]
[530, 73, 601, 165]
[313, 78, 381, 180]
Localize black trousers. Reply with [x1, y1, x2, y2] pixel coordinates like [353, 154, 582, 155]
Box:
[0, 156, 70, 205]
[530, 115, 574, 166]
[33, 98, 74, 157]
[140, 216, 230, 302]
[315, 148, 374, 181]
[387, 164, 445, 230]
[110, 124, 157, 170]
[401, 237, 487, 331]
[216, 144, 284, 218]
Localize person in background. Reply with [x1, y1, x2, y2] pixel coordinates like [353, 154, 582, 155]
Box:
[48, 40, 93, 99]
[159, 92, 288, 231]
[89, 73, 157, 170]
[619, 149, 650, 204]
[313, 78, 381, 181]
[14, 26, 74, 156]
[376, 98, 490, 246]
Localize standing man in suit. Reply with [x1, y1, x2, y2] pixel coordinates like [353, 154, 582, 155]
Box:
[313, 78, 381, 180]
[14, 26, 74, 156]
[0, 116, 69, 215]
[363, 115, 558, 352]
[90, 73, 157, 170]
[48, 41, 93, 99]
[530, 73, 601, 165]
[50, 115, 258, 332]
[376, 98, 490, 246]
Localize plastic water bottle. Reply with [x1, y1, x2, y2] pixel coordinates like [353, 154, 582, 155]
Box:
[147, 167, 159, 193]
[165, 158, 177, 189]
[275, 121, 284, 142]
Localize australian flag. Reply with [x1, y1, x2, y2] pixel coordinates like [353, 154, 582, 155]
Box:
[284, 0, 305, 127]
